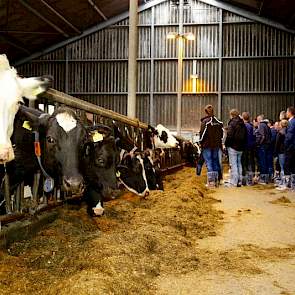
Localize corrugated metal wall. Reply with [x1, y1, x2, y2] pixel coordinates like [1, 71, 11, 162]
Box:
[17, 0, 295, 131]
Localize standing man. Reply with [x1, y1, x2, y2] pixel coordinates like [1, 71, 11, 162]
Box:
[284, 106, 295, 191]
[199, 105, 223, 188]
[241, 112, 256, 185]
[225, 109, 247, 187]
[255, 115, 272, 184]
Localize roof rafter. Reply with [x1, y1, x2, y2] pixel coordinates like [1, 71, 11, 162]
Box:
[199, 0, 295, 34]
[38, 0, 81, 34]
[0, 34, 31, 54]
[18, 0, 69, 38]
[87, 0, 108, 21]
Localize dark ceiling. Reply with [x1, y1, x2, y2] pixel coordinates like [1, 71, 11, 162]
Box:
[0, 0, 294, 64]
[0, 0, 145, 62]
[223, 0, 295, 30]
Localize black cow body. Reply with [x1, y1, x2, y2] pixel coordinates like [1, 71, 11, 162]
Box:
[82, 127, 119, 216]
[173, 135, 200, 167]
[1, 106, 87, 199]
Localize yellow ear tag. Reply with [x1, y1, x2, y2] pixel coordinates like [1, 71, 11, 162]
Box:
[22, 121, 32, 131]
[92, 131, 103, 143]
[116, 171, 121, 178]
[31, 86, 43, 97]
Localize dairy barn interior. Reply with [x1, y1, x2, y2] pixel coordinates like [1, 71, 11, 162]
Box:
[0, 0, 295, 294]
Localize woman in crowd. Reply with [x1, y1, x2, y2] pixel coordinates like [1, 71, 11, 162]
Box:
[199, 105, 223, 188]
[224, 109, 247, 187]
[275, 119, 288, 189]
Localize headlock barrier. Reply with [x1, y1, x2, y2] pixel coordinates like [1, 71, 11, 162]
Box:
[0, 89, 187, 227]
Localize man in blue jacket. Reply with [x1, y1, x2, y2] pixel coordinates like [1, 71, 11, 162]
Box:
[284, 106, 295, 191]
[255, 115, 272, 184]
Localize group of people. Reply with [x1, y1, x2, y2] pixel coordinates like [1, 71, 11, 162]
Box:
[197, 104, 295, 191]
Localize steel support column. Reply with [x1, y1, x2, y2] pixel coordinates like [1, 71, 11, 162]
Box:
[150, 6, 155, 125]
[127, 0, 138, 118]
[217, 8, 223, 120]
[176, 0, 184, 135]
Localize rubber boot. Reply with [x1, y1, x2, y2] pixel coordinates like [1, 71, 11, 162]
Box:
[206, 172, 216, 188]
[259, 174, 268, 185]
[276, 175, 288, 191]
[214, 171, 219, 187]
[247, 172, 254, 186]
[291, 174, 295, 192]
[274, 171, 281, 187]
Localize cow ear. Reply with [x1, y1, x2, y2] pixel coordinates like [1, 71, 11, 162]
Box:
[18, 105, 50, 129]
[83, 142, 94, 157]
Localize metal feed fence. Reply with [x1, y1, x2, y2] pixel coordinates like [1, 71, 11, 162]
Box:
[0, 89, 185, 224]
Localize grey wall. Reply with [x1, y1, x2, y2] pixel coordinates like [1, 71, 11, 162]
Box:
[17, 0, 295, 131]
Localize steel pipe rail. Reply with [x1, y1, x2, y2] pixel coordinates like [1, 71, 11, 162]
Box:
[41, 88, 148, 129]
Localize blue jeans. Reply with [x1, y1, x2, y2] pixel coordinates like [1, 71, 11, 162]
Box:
[228, 147, 243, 185]
[202, 148, 220, 173]
[278, 153, 285, 176]
[257, 145, 269, 175]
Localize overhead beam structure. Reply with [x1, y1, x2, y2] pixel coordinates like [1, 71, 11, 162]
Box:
[87, 0, 108, 20]
[39, 0, 81, 34]
[18, 0, 69, 38]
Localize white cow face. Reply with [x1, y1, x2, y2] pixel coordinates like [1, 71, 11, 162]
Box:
[154, 124, 179, 149]
[0, 54, 52, 164]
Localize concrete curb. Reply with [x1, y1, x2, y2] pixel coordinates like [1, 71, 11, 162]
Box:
[0, 211, 59, 249]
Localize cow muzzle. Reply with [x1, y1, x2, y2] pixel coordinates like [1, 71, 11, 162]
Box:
[62, 175, 85, 195]
[0, 144, 15, 164]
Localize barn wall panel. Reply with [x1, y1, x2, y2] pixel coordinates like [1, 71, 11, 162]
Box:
[222, 94, 295, 123]
[16, 0, 295, 131]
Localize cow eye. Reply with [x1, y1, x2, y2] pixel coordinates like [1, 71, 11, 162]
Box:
[47, 136, 56, 144]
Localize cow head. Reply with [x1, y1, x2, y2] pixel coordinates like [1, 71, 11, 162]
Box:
[83, 125, 119, 195]
[117, 151, 149, 197]
[0, 54, 52, 164]
[153, 124, 179, 149]
[19, 106, 86, 195]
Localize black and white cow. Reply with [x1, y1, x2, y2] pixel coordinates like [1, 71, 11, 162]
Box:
[82, 124, 120, 216]
[173, 135, 201, 167]
[7, 105, 87, 195]
[113, 121, 166, 195]
[145, 124, 179, 149]
[0, 54, 52, 164]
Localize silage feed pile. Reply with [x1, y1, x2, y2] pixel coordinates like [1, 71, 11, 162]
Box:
[0, 168, 223, 295]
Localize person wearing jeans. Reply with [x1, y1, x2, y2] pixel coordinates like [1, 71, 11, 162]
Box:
[241, 112, 256, 185]
[284, 106, 295, 191]
[255, 115, 272, 184]
[225, 109, 247, 187]
[199, 105, 223, 188]
[275, 119, 287, 188]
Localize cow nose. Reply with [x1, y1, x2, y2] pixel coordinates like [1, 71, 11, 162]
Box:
[63, 176, 85, 195]
[0, 145, 15, 163]
[144, 190, 150, 197]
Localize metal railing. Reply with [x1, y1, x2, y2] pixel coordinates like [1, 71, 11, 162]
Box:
[0, 89, 186, 223]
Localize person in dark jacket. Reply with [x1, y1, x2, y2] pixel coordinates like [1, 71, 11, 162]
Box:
[225, 109, 247, 187]
[284, 106, 295, 191]
[275, 119, 288, 189]
[199, 105, 223, 188]
[255, 114, 272, 184]
[241, 112, 256, 185]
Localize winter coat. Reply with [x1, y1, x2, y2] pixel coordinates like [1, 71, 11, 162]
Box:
[225, 116, 247, 151]
[285, 117, 295, 152]
[255, 120, 271, 146]
[245, 122, 255, 150]
[275, 127, 286, 155]
[199, 116, 223, 149]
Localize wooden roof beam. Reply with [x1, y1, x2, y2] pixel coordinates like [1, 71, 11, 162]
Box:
[0, 34, 31, 54]
[87, 0, 108, 20]
[18, 0, 69, 38]
[38, 0, 81, 34]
